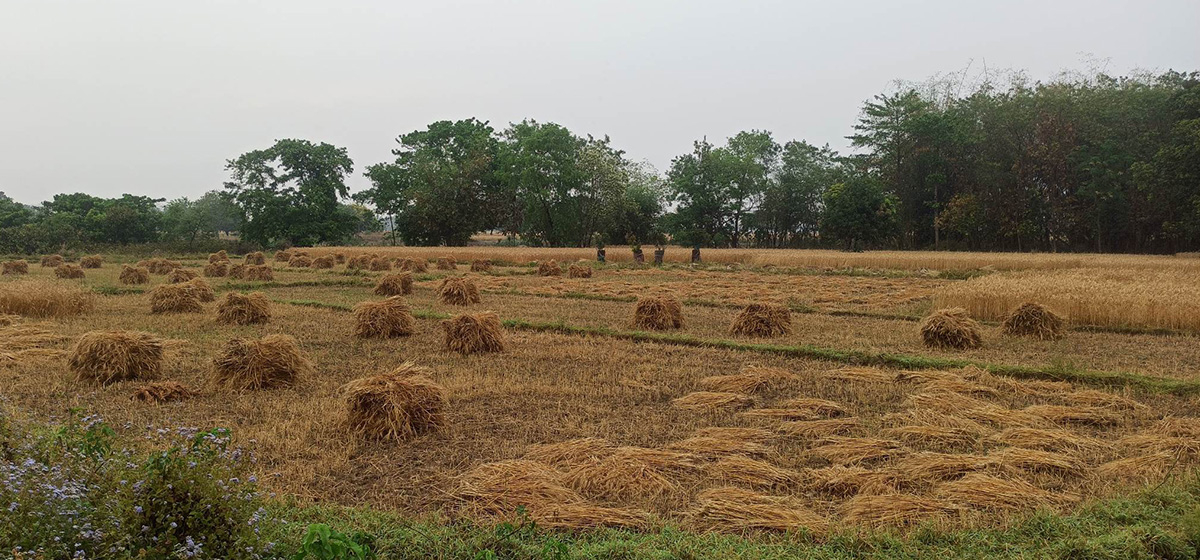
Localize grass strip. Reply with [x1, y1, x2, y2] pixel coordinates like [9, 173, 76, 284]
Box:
[275, 298, 1200, 395]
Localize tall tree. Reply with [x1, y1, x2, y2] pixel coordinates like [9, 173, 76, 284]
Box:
[223, 139, 355, 246]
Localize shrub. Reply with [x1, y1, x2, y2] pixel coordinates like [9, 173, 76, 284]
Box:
[0, 414, 279, 559]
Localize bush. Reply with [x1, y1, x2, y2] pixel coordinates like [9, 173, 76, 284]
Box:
[0, 412, 280, 559]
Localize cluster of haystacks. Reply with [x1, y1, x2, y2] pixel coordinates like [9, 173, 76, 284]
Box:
[346, 254, 371, 270]
[245, 251, 266, 265]
[274, 250, 292, 262]
[212, 334, 311, 390]
[288, 255, 314, 268]
[353, 296, 416, 338]
[369, 257, 393, 271]
[438, 277, 481, 306]
[538, 260, 562, 276]
[730, 303, 792, 337]
[633, 295, 683, 330]
[343, 361, 447, 441]
[79, 255, 103, 269]
[204, 261, 229, 277]
[40, 254, 64, 268]
[54, 264, 85, 279]
[166, 268, 198, 283]
[0, 279, 96, 317]
[244, 265, 274, 281]
[2, 260, 29, 275]
[312, 255, 336, 269]
[436, 257, 457, 270]
[119, 265, 150, 285]
[217, 292, 271, 325]
[1002, 302, 1065, 340]
[141, 258, 181, 274]
[132, 381, 200, 404]
[68, 330, 164, 384]
[470, 259, 493, 273]
[567, 263, 593, 278]
[373, 273, 413, 296]
[442, 312, 505, 354]
[920, 308, 983, 349]
[399, 257, 428, 273]
[149, 283, 204, 313]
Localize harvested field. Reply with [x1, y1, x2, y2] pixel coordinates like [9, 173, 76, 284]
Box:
[3, 248, 1199, 540]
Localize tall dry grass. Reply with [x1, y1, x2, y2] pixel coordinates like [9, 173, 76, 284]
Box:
[934, 267, 1200, 331]
[0, 278, 96, 318]
[322, 246, 1200, 272]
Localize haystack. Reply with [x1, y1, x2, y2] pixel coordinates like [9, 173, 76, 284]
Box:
[207, 252, 228, 264]
[54, 264, 85, 279]
[688, 487, 828, 534]
[632, 295, 682, 330]
[697, 365, 795, 394]
[132, 381, 199, 404]
[538, 260, 563, 276]
[245, 251, 266, 265]
[274, 250, 291, 262]
[920, 308, 982, 349]
[2, 260, 29, 275]
[216, 292, 271, 325]
[365, 257, 390, 271]
[805, 465, 897, 497]
[288, 255, 313, 268]
[353, 296, 415, 338]
[890, 452, 990, 484]
[470, 259, 493, 273]
[228, 264, 247, 279]
[807, 436, 906, 465]
[215, 250, 228, 260]
[184, 278, 214, 302]
[935, 473, 1077, 511]
[244, 265, 274, 281]
[211, 334, 312, 390]
[671, 391, 755, 412]
[436, 257, 456, 270]
[203, 262, 229, 277]
[373, 273, 413, 296]
[524, 438, 617, 469]
[343, 362, 447, 441]
[334, 252, 346, 264]
[1002, 302, 1065, 340]
[438, 276, 481, 305]
[561, 448, 690, 502]
[79, 255, 103, 268]
[312, 255, 336, 269]
[68, 330, 164, 384]
[567, 263, 593, 278]
[841, 494, 957, 528]
[166, 268, 198, 283]
[119, 265, 149, 285]
[441, 312, 505, 354]
[730, 303, 791, 337]
[146, 258, 181, 274]
[398, 257, 427, 272]
[40, 254, 64, 267]
[149, 283, 204, 314]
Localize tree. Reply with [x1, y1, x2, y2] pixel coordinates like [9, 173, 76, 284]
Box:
[495, 120, 587, 246]
[665, 140, 732, 246]
[722, 130, 778, 247]
[0, 192, 33, 228]
[753, 141, 838, 247]
[821, 172, 897, 250]
[223, 139, 355, 246]
[360, 119, 499, 246]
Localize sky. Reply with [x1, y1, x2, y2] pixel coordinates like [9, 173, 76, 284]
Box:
[2, 0, 1198, 206]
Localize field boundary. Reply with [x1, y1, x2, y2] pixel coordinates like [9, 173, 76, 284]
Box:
[275, 298, 1200, 395]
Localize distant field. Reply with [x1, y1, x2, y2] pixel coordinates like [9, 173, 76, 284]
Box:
[2, 248, 1199, 550]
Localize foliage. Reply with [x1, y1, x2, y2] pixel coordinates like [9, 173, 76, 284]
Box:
[820, 173, 898, 250]
[223, 138, 357, 247]
[0, 412, 280, 559]
[291, 524, 375, 560]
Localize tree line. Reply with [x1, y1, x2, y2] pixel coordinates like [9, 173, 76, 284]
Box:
[2, 66, 1197, 254]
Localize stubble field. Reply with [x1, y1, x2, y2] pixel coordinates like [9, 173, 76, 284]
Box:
[3, 247, 1200, 548]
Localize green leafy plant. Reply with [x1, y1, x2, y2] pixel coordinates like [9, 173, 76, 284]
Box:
[292, 523, 375, 560]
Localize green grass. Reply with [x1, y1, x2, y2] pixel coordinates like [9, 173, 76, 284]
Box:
[274, 299, 1200, 395]
[263, 476, 1200, 559]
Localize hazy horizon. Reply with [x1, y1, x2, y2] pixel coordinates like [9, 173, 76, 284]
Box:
[3, 0, 1198, 206]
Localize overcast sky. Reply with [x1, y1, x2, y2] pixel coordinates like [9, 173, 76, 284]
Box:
[2, 0, 1198, 206]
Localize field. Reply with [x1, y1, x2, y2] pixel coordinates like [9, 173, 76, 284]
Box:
[3, 248, 1200, 556]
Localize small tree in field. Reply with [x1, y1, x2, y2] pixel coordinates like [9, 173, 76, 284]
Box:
[821, 176, 897, 251]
